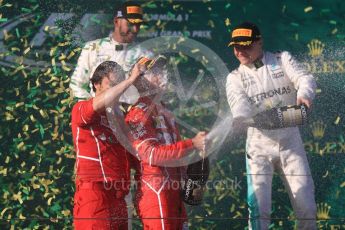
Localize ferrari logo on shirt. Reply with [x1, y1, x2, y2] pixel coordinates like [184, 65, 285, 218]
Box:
[130, 122, 147, 140]
[98, 133, 106, 141]
[100, 116, 110, 128]
[153, 116, 167, 129]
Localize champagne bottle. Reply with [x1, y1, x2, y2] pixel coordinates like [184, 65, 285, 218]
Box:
[249, 104, 308, 129]
[136, 55, 167, 71]
[182, 155, 210, 206]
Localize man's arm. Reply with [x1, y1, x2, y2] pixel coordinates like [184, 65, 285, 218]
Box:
[125, 107, 205, 166]
[226, 72, 254, 132]
[281, 51, 317, 108]
[93, 63, 144, 113]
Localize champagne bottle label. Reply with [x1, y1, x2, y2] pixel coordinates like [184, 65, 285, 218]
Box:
[181, 157, 209, 206]
[192, 186, 204, 200]
[183, 179, 202, 205]
[252, 104, 308, 129]
[280, 104, 308, 127]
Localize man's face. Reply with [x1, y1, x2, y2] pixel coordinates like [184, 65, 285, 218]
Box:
[147, 70, 168, 90]
[135, 69, 168, 95]
[115, 18, 141, 43]
[94, 73, 118, 94]
[233, 40, 263, 65]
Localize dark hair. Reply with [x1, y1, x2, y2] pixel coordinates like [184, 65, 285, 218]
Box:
[90, 61, 124, 92]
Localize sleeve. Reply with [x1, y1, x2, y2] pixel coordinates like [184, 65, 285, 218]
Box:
[125, 108, 194, 166]
[226, 71, 253, 119]
[69, 42, 94, 100]
[281, 51, 317, 100]
[72, 99, 99, 126]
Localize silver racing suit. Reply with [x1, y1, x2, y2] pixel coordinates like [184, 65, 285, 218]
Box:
[226, 51, 317, 230]
[70, 33, 152, 103]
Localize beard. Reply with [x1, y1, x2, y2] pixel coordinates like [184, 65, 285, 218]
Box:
[119, 25, 137, 43]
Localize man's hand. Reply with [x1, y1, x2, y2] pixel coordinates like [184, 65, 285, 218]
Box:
[192, 131, 207, 151]
[128, 62, 146, 84]
[297, 97, 312, 109]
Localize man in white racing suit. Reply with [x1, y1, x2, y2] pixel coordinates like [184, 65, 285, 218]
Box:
[70, 1, 151, 104]
[226, 22, 317, 230]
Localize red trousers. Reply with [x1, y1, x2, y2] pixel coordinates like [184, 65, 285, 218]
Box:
[73, 182, 128, 230]
[136, 185, 188, 230]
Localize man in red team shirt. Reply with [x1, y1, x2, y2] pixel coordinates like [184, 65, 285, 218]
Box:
[125, 57, 206, 229]
[71, 60, 144, 229]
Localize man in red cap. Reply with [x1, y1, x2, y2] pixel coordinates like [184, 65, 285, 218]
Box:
[72, 60, 145, 229]
[226, 22, 317, 229]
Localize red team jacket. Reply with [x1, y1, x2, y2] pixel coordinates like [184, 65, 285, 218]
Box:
[71, 99, 131, 190]
[125, 97, 194, 192]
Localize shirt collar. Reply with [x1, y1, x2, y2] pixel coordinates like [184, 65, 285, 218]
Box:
[109, 32, 130, 50]
[241, 52, 266, 70]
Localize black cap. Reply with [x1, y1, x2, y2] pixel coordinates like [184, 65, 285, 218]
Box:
[228, 22, 261, 46]
[115, 2, 143, 24]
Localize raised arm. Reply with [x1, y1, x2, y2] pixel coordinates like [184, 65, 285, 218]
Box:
[125, 107, 205, 166]
[92, 62, 144, 113]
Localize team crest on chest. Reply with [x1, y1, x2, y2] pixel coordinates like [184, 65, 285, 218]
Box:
[241, 74, 256, 88]
[270, 63, 284, 79]
[153, 116, 167, 129]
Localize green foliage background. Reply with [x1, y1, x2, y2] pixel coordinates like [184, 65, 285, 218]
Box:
[1, 0, 345, 229]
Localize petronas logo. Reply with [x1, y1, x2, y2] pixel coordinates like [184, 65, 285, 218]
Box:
[317, 202, 331, 219]
[307, 39, 325, 58]
[310, 120, 326, 139]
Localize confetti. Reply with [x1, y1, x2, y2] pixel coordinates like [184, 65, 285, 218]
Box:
[90, 15, 101, 24]
[21, 7, 32, 13]
[225, 18, 231, 26]
[23, 47, 30, 55]
[15, 28, 20, 38]
[191, 49, 200, 53]
[304, 6, 313, 13]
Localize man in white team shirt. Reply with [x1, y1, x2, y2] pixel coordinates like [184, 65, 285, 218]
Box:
[226, 22, 317, 230]
[70, 1, 151, 104]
